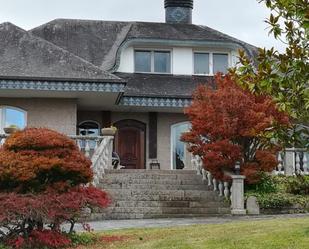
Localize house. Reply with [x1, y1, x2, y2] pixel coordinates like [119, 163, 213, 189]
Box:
[0, 0, 258, 171]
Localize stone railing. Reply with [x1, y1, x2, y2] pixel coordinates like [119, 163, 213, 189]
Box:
[0, 134, 114, 186]
[274, 148, 309, 176]
[192, 155, 246, 215]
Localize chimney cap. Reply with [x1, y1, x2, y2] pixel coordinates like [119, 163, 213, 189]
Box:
[164, 0, 193, 9]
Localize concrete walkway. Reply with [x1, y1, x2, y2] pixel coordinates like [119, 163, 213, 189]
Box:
[74, 213, 309, 232]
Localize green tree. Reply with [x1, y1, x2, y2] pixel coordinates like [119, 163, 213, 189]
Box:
[231, 0, 309, 148]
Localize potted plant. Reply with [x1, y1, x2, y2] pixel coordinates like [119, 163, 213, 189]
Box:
[101, 126, 117, 136]
[3, 125, 20, 134]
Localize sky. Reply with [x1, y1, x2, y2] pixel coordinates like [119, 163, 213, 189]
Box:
[0, 0, 285, 52]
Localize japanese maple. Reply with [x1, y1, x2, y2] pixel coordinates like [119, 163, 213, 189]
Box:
[0, 128, 110, 248]
[182, 74, 290, 183]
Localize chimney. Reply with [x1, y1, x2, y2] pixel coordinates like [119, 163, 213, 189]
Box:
[165, 0, 194, 24]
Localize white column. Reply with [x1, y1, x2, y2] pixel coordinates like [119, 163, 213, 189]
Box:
[285, 148, 295, 176]
[231, 175, 246, 215]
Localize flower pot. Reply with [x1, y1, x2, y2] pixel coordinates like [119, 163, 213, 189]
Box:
[101, 128, 117, 136]
[3, 127, 18, 134]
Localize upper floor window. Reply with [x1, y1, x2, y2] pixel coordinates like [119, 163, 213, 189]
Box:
[194, 52, 229, 75]
[0, 106, 27, 133]
[135, 50, 171, 74]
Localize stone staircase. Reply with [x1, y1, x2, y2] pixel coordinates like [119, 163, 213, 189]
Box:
[91, 169, 231, 220]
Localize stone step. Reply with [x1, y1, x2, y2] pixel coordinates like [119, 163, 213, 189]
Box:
[88, 212, 230, 221]
[101, 174, 204, 181]
[92, 170, 231, 220]
[102, 206, 229, 214]
[105, 169, 197, 174]
[100, 178, 206, 186]
[101, 183, 209, 191]
[108, 200, 229, 209]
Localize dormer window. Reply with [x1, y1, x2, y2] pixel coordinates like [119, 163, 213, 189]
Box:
[194, 52, 229, 75]
[135, 50, 171, 74]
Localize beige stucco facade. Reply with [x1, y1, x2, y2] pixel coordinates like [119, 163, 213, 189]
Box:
[0, 97, 192, 170]
[0, 98, 77, 134]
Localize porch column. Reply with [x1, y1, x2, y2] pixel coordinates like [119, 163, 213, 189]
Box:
[149, 112, 158, 166]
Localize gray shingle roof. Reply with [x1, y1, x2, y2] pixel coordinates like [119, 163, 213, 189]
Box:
[116, 73, 215, 98]
[30, 19, 258, 71]
[0, 22, 122, 82]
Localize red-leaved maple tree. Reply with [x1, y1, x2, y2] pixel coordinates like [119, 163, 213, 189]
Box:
[182, 74, 290, 183]
[0, 128, 110, 248]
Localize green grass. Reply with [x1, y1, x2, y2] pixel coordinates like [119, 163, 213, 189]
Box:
[78, 217, 309, 249]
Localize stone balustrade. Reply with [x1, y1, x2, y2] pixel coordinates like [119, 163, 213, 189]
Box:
[275, 148, 309, 176]
[192, 155, 247, 215]
[0, 133, 114, 186]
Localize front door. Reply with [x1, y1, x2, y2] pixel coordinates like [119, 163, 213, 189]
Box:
[114, 120, 146, 169]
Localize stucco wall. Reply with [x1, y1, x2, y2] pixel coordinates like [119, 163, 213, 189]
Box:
[110, 111, 189, 170]
[157, 112, 188, 170]
[0, 98, 77, 134]
[117, 45, 236, 75]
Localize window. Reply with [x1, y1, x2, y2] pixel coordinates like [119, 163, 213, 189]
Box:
[194, 52, 229, 75]
[213, 53, 229, 74]
[78, 121, 100, 149]
[134, 51, 151, 72]
[135, 50, 171, 73]
[0, 106, 27, 133]
[171, 122, 191, 170]
[194, 53, 210, 75]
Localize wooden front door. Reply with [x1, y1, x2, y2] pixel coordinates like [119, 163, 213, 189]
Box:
[114, 120, 146, 169]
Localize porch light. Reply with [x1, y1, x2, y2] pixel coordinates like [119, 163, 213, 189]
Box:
[235, 161, 241, 175]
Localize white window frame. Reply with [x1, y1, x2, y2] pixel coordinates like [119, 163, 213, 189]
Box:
[170, 121, 191, 170]
[134, 48, 173, 74]
[0, 106, 27, 134]
[193, 50, 231, 76]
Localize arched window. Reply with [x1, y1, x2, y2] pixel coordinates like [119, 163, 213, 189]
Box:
[171, 121, 191, 170]
[78, 121, 100, 136]
[0, 106, 27, 133]
[78, 121, 100, 149]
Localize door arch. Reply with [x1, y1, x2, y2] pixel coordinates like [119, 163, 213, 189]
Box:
[114, 119, 146, 169]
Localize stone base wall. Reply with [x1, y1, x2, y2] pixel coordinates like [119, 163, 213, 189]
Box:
[0, 98, 77, 135]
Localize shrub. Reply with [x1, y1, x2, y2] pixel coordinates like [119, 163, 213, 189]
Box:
[0, 186, 110, 244]
[285, 176, 309, 195]
[0, 128, 110, 248]
[182, 74, 290, 183]
[245, 173, 278, 194]
[7, 230, 71, 249]
[0, 128, 93, 193]
[68, 232, 98, 247]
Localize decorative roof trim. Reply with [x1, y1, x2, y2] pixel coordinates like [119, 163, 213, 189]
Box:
[0, 79, 126, 93]
[119, 96, 192, 108]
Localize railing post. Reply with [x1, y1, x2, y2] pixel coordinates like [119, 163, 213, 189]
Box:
[231, 175, 246, 215]
[285, 148, 295, 176]
[106, 135, 114, 170]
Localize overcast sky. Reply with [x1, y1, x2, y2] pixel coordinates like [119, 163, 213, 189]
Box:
[0, 0, 285, 51]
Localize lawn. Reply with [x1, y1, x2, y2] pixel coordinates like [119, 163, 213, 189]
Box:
[77, 217, 309, 249]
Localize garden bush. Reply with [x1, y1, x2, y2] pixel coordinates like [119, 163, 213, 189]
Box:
[0, 128, 93, 193]
[182, 74, 290, 183]
[246, 174, 309, 211]
[0, 128, 110, 249]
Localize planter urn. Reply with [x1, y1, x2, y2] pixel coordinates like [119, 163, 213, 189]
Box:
[101, 128, 117, 136]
